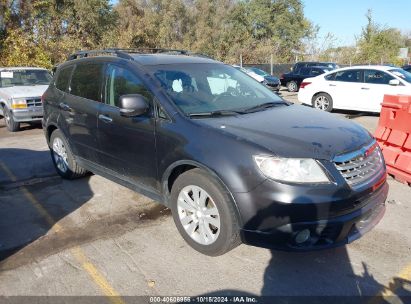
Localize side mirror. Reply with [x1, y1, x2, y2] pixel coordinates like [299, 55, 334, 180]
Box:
[389, 79, 400, 86]
[119, 94, 149, 117]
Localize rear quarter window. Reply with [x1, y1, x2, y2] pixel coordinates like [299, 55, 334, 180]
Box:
[55, 66, 73, 92]
[70, 63, 104, 101]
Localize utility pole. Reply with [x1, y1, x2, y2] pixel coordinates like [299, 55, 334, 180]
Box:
[270, 54, 273, 75]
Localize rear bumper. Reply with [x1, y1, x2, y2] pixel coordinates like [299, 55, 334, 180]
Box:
[236, 178, 388, 251]
[297, 89, 312, 105]
[12, 107, 43, 122]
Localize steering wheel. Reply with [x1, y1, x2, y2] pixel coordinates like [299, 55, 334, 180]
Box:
[211, 91, 234, 103]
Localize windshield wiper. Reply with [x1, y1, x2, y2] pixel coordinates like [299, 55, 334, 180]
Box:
[242, 101, 286, 113]
[188, 109, 246, 118]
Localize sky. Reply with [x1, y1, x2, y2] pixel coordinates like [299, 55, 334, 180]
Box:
[303, 0, 411, 46]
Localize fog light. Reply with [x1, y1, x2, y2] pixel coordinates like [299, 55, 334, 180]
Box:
[295, 229, 311, 244]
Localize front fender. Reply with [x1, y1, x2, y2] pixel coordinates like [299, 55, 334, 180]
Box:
[161, 159, 244, 226]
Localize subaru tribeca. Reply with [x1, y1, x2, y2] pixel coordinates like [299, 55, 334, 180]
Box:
[42, 49, 388, 256]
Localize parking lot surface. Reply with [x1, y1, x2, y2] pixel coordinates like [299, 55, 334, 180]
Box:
[0, 91, 410, 301]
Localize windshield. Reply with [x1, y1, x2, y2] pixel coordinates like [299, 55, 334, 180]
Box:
[248, 68, 268, 76]
[389, 69, 411, 84]
[0, 69, 52, 87]
[149, 63, 284, 116]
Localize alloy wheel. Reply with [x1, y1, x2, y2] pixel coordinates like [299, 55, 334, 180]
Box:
[177, 185, 221, 245]
[314, 95, 330, 111]
[52, 137, 69, 173]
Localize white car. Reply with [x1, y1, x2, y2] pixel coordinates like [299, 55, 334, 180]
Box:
[0, 67, 51, 132]
[232, 65, 265, 83]
[298, 65, 411, 113]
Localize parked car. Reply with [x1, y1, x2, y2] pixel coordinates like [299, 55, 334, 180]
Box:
[246, 67, 281, 92]
[298, 65, 411, 113]
[43, 49, 388, 256]
[232, 65, 264, 83]
[291, 61, 339, 74]
[402, 65, 411, 73]
[0, 67, 52, 132]
[280, 66, 332, 92]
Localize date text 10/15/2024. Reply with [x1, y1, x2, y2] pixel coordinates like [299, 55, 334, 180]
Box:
[149, 296, 258, 303]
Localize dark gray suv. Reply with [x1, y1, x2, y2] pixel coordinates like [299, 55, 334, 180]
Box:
[42, 49, 388, 256]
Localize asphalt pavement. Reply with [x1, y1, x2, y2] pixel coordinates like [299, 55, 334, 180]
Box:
[0, 91, 410, 302]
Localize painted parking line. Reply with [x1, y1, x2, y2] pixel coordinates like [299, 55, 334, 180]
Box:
[0, 161, 125, 304]
[369, 262, 411, 304]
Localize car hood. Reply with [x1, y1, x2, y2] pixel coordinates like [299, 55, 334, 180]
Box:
[0, 85, 49, 99]
[195, 104, 372, 160]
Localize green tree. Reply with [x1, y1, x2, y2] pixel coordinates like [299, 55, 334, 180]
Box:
[0, 0, 117, 67]
[355, 9, 404, 65]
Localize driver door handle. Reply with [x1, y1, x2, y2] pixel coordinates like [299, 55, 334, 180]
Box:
[329, 84, 336, 87]
[98, 114, 113, 123]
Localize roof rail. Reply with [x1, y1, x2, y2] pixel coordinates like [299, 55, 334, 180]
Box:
[67, 48, 213, 61]
[67, 49, 134, 61]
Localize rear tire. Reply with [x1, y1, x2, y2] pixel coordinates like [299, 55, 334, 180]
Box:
[50, 129, 88, 179]
[4, 107, 20, 132]
[170, 168, 241, 256]
[287, 81, 298, 92]
[312, 93, 333, 112]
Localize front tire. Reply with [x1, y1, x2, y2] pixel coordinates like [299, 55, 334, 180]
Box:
[4, 107, 20, 132]
[170, 168, 241, 256]
[312, 93, 333, 112]
[50, 129, 88, 179]
[287, 81, 298, 92]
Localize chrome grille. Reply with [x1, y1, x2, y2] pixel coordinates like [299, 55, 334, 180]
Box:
[26, 98, 42, 107]
[334, 145, 383, 187]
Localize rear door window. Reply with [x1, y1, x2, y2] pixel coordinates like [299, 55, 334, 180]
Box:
[309, 68, 322, 76]
[325, 72, 336, 81]
[334, 70, 362, 83]
[55, 66, 73, 92]
[70, 63, 104, 101]
[300, 67, 311, 75]
[364, 70, 394, 85]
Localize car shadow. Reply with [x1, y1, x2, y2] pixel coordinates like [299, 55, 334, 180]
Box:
[0, 118, 43, 132]
[196, 186, 410, 301]
[0, 148, 171, 271]
[332, 109, 380, 119]
[0, 148, 94, 264]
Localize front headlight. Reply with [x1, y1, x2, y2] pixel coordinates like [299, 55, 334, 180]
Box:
[254, 156, 330, 183]
[11, 98, 27, 109]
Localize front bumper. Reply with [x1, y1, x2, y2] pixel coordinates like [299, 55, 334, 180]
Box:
[265, 83, 281, 92]
[235, 176, 388, 251]
[11, 106, 43, 122]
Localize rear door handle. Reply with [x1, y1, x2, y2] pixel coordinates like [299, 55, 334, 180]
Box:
[59, 102, 71, 111]
[98, 114, 113, 123]
[329, 84, 336, 87]
[361, 87, 370, 90]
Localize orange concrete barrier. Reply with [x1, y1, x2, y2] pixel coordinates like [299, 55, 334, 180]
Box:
[374, 95, 411, 185]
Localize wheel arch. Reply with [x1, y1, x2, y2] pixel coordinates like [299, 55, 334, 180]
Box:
[46, 123, 59, 147]
[312, 91, 333, 102]
[161, 160, 243, 225]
